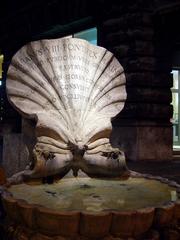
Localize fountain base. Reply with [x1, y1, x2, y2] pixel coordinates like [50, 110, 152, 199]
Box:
[1, 173, 180, 239]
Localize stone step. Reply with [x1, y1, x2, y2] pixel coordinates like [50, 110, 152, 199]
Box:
[173, 148, 180, 160]
[173, 149, 180, 155]
[173, 155, 180, 160]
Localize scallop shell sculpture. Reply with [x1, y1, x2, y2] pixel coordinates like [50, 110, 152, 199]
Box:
[6, 38, 127, 183]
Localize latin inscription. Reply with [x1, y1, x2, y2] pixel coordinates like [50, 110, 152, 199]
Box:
[15, 40, 119, 111]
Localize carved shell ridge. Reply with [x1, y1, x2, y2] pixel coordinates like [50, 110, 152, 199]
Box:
[6, 38, 127, 179]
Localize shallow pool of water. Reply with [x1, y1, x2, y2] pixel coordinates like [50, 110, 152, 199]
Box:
[9, 177, 177, 212]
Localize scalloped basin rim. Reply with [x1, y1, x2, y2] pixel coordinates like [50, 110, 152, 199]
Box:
[3, 176, 179, 213]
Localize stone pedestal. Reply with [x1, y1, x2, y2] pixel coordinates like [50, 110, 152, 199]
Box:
[98, 2, 173, 162]
[2, 133, 29, 177]
[2, 118, 36, 177]
[111, 121, 173, 161]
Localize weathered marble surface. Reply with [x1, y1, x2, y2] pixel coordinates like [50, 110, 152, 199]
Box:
[6, 38, 127, 182]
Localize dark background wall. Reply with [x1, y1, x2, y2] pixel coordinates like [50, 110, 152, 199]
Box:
[1, 0, 180, 171]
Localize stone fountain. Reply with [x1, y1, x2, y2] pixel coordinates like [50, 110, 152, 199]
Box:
[1, 38, 180, 240]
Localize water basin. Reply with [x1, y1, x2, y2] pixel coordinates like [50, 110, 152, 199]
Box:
[8, 177, 177, 212]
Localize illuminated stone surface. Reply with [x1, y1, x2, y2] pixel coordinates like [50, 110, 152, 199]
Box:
[6, 38, 127, 182]
[8, 177, 176, 212]
[2, 175, 180, 239]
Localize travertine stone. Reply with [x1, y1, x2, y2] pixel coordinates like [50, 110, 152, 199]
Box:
[145, 230, 160, 240]
[111, 124, 173, 161]
[134, 208, 154, 236]
[126, 73, 172, 88]
[2, 194, 19, 222]
[17, 200, 37, 229]
[80, 212, 112, 238]
[3, 133, 29, 177]
[154, 203, 174, 227]
[6, 38, 127, 181]
[121, 103, 172, 119]
[174, 201, 180, 219]
[126, 87, 171, 104]
[2, 174, 179, 239]
[110, 211, 136, 237]
[31, 233, 53, 240]
[36, 207, 80, 237]
[162, 229, 180, 240]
